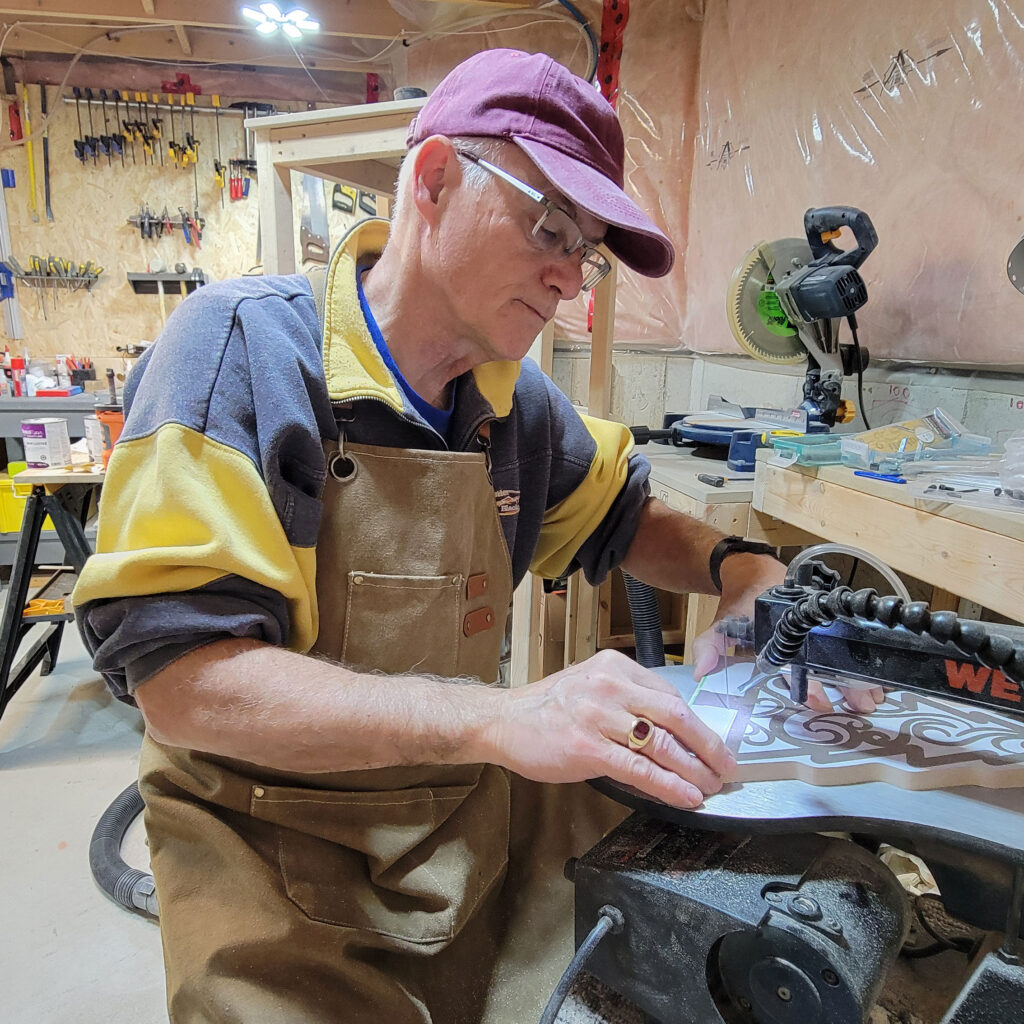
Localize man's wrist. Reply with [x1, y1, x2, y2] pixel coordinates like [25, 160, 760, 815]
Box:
[708, 536, 781, 592]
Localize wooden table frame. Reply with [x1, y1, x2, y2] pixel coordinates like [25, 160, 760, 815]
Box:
[752, 454, 1024, 623]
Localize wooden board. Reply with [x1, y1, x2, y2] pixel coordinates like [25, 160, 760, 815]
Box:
[658, 664, 1024, 791]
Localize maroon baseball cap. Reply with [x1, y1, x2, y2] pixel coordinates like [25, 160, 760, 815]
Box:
[406, 48, 674, 278]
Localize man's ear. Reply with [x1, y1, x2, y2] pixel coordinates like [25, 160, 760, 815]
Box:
[410, 135, 459, 226]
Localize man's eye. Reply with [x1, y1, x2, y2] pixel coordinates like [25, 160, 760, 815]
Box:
[537, 227, 560, 245]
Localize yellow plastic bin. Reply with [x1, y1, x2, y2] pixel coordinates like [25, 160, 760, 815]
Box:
[3, 461, 55, 533]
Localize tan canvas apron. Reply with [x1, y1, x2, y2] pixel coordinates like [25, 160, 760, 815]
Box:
[139, 427, 625, 1024]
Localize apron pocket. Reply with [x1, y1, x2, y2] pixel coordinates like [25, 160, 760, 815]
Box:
[341, 571, 462, 677]
[249, 766, 511, 945]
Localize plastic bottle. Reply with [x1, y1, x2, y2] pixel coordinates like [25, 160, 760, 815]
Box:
[10, 356, 25, 396]
[1000, 431, 1024, 491]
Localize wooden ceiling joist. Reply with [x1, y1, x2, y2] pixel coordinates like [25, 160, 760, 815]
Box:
[0, 0, 545, 75]
[0, 1, 407, 42]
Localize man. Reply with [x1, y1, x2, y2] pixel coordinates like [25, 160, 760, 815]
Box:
[75, 48, 809, 1023]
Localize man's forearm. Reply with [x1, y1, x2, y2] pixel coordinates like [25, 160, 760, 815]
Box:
[135, 638, 503, 774]
[619, 497, 724, 593]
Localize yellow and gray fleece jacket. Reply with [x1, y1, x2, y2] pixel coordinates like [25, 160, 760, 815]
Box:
[73, 220, 651, 702]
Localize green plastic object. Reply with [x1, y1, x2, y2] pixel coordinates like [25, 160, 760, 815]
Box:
[769, 433, 844, 466]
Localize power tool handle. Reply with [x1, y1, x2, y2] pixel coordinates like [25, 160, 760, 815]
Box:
[804, 206, 877, 268]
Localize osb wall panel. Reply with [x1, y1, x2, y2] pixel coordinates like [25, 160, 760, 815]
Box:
[2, 87, 365, 370]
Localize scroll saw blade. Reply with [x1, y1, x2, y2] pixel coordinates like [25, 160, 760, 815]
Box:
[726, 238, 810, 364]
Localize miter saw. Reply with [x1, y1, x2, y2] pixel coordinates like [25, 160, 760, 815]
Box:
[631, 207, 878, 471]
[726, 205, 877, 428]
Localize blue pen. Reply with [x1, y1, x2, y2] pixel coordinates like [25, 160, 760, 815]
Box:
[854, 470, 907, 484]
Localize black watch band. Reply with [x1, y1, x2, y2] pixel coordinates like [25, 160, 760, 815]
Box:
[709, 536, 780, 593]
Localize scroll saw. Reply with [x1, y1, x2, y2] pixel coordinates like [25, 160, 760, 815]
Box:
[551, 555, 1024, 1024]
[636, 207, 878, 471]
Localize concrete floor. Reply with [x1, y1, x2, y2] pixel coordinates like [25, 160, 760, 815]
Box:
[0, 623, 167, 1023]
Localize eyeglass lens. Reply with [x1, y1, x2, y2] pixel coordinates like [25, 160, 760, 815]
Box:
[531, 207, 610, 289]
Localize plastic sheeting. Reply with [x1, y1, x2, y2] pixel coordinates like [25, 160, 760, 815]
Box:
[403, 0, 1024, 366]
[686, 0, 1024, 366]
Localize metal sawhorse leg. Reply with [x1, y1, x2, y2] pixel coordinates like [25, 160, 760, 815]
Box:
[0, 482, 96, 724]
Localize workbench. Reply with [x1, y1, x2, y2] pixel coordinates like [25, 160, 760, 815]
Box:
[751, 451, 1024, 622]
[0, 395, 99, 564]
[0, 463, 103, 723]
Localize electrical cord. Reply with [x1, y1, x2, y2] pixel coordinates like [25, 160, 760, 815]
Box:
[539, 905, 624, 1024]
[847, 313, 871, 429]
[845, 557, 860, 588]
[902, 894, 985, 960]
[552, 0, 600, 82]
[759, 585, 1024, 685]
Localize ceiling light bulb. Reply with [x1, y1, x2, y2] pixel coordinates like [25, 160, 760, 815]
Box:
[259, 2, 284, 19]
[284, 7, 309, 21]
[255, 20, 278, 33]
[282, 22, 301, 38]
[295, 18, 319, 32]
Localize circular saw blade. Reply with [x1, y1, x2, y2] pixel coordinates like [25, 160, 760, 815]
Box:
[726, 238, 810, 364]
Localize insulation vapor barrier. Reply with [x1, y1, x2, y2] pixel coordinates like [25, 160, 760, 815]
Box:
[405, 1, 1024, 366]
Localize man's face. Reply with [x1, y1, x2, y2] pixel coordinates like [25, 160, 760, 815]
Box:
[431, 143, 607, 363]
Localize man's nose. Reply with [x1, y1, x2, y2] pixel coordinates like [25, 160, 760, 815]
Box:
[541, 252, 584, 302]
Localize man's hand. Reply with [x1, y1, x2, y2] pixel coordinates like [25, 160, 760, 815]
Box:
[690, 553, 885, 714]
[487, 649, 737, 809]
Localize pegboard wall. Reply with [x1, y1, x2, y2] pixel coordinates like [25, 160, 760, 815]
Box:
[1, 83, 364, 367]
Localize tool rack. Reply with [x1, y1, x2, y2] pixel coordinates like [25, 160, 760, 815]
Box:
[13, 273, 100, 294]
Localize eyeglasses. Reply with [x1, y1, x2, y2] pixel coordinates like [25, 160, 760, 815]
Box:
[455, 148, 612, 292]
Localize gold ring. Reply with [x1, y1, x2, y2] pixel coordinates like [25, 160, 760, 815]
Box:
[627, 716, 655, 751]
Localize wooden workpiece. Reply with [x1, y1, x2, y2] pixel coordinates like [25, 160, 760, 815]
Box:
[664, 664, 1024, 791]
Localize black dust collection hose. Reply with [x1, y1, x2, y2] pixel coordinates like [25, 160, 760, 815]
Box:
[90, 782, 158, 920]
[622, 572, 665, 669]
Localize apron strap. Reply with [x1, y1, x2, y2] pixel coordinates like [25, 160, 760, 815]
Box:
[305, 265, 328, 336]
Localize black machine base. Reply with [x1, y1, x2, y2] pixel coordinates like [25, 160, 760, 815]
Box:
[570, 815, 910, 1024]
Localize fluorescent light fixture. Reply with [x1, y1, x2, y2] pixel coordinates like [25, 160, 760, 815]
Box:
[239, 3, 320, 36]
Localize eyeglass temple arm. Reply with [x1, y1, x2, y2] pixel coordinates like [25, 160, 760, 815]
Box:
[455, 148, 547, 204]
